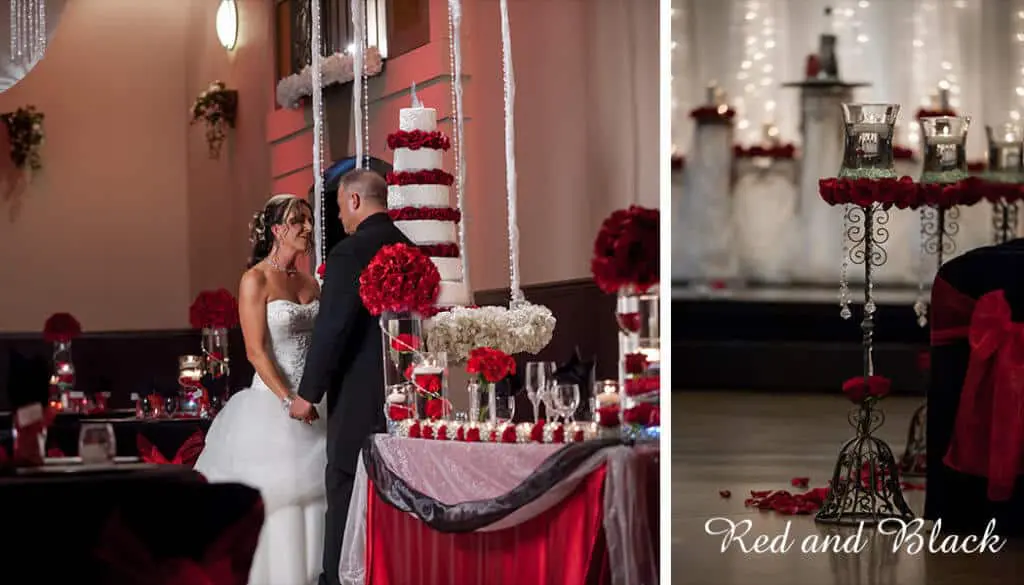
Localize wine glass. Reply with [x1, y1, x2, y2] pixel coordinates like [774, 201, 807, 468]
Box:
[553, 383, 580, 424]
[496, 395, 517, 423]
[525, 361, 556, 422]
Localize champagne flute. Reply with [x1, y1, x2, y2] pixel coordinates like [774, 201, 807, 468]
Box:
[525, 361, 556, 422]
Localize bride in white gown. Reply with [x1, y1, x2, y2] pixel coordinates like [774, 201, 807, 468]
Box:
[195, 194, 327, 585]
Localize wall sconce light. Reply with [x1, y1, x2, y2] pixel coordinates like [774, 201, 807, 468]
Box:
[216, 0, 238, 50]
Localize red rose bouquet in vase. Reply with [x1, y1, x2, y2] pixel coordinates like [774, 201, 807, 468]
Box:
[465, 347, 516, 425]
[398, 351, 450, 423]
[43, 313, 82, 412]
[189, 288, 239, 381]
[592, 206, 660, 440]
[359, 243, 441, 427]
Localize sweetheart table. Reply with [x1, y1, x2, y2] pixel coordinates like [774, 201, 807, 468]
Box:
[339, 435, 659, 585]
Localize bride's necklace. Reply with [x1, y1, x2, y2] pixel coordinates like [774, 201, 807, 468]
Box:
[268, 257, 298, 276]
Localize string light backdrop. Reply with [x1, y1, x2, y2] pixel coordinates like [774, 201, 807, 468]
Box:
[729, 0, 785, 145]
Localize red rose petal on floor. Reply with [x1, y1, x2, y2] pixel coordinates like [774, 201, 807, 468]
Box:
[719, 490, 731, 498]
[791, 477, 810, 489]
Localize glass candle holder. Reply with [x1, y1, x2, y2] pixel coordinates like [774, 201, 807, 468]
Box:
[920, 116, 970, 184]
[839, 103, 901, 179]
[986, 123, 1024, 181]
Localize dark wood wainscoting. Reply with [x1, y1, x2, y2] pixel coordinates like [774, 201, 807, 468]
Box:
[475, 279, 619, 380]
[0, 279, 615, 410]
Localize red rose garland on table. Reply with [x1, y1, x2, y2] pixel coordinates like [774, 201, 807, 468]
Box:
[43, 313, 81, 343]
[358, 243, 440, 316]
[188, 289, 239, 329]
[591, 206, 660, 294]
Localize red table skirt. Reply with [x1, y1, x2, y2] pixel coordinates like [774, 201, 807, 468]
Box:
[365, 464, 610, 585]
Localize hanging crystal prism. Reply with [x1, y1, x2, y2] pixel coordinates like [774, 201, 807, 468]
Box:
[839, 203, 852, 320]
[9, 0, 46, 66]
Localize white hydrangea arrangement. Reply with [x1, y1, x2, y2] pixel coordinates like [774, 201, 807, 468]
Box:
[425, 304, 556, 364]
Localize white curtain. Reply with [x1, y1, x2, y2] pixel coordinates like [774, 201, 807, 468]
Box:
[673, 0, 1022, 285]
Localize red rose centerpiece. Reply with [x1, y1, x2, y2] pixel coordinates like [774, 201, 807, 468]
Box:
[189, 289, 238, 379]
[465, 347, 516, 424]
[360, 243, 441, 427]
[43, 312, 81, 410]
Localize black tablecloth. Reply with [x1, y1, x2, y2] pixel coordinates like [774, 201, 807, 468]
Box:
[0, 465, 262, 584]
[0, 411, 212, 460]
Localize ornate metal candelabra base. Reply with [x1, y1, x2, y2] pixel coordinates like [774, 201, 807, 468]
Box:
[899, 402, 927, 476]
[816, 407, 915, 525]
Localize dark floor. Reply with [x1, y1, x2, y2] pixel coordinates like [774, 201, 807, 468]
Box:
[672, 391, 1024, 585]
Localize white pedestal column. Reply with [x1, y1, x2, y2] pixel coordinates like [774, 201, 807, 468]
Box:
[673, 123, 737, 283]
[785, 82, 866, 285]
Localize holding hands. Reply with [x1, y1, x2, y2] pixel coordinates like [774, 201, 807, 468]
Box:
[288, 395, 319, 424]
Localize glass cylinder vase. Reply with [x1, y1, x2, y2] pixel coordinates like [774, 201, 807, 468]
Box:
[467, 380, 496, 424]
[51, 340, 75, 411]
[202, 327, 230, 378]
[839, 103, 900, 179]
[381, 311, 424, 426]
[617, 285, 661, 441]
[919, 116, 970, 184]
[616, 285, 660, 385]
[986, 123, 1024, 181]
[409, 352, 449, 421]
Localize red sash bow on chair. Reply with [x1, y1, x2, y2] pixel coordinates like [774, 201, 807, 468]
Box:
[944, 290, 1024, 501]
[137, 431, 205, 466]
[94, 501, 264, 585]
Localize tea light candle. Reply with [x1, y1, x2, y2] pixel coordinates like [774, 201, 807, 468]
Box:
[596, 392, 620, 408]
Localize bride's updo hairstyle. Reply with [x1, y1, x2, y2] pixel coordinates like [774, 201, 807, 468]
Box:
[247, 194, 314, 268]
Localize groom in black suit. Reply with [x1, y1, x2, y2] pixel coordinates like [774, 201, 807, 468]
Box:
[291, 168, 411, 585]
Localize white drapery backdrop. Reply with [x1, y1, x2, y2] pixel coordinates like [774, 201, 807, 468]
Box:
[672, 0, 1023, 285]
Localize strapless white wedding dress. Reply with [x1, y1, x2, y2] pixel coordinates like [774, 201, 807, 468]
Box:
[195, 299, 327, 585]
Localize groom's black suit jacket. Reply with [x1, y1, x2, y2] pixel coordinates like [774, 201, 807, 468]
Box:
[298, 211, 412, 474]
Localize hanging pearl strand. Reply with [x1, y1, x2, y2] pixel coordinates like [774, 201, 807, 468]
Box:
[448, 0, 472, 301]
[351, 0, 365, 169]
[498, 0, 524, 307]
[311, 0, 326, 278]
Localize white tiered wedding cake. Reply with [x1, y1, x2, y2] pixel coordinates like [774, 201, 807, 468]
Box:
[386, 96, 472, 310]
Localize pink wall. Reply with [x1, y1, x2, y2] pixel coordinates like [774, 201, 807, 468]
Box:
[0, 0, 192, 332]
[0, 0, 657, 332]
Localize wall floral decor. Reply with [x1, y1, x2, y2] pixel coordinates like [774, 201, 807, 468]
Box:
[191, 81, 238, 159]
[2, 106, 44, 171]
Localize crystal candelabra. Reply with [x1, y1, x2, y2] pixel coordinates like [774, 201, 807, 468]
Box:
[986, 123, 1024, 244]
